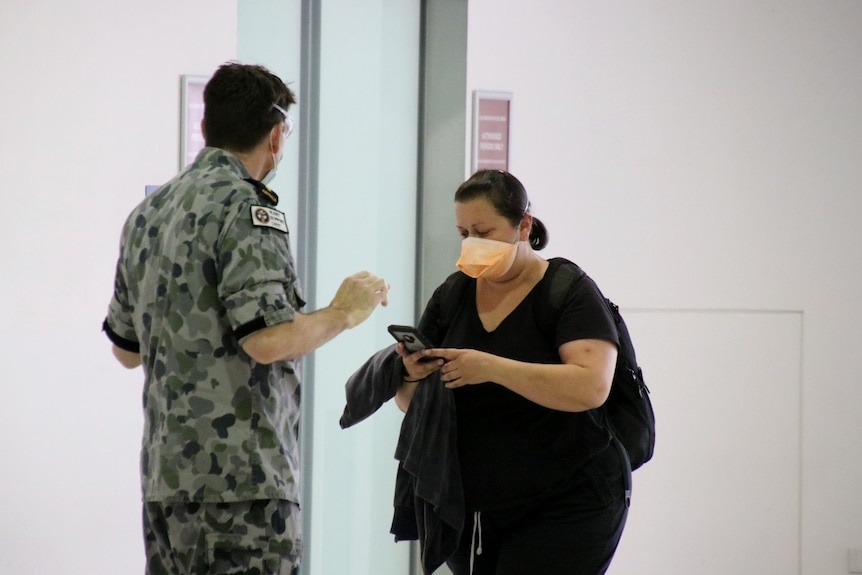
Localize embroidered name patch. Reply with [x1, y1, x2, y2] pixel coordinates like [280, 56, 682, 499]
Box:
[250, 205, 288, 233]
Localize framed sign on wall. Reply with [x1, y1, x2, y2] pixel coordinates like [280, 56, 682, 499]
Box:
[180, 75, 208, 169]
[471, 91, 512, 173]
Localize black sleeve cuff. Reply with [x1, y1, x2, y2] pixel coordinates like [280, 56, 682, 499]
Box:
[102, 319, 140, 353]
[234, 317, 268, 341]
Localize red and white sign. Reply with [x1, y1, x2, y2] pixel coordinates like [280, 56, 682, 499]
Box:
[472, 91, 512, 172]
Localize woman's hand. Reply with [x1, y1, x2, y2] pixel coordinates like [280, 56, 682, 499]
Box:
[429, 348, 498, 389]
[393, 344, 444, 413]
[395, 343, 444, 382]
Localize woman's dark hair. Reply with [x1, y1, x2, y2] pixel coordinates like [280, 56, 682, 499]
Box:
[454, 169, 549, 250]
[202, 62, 297, 153]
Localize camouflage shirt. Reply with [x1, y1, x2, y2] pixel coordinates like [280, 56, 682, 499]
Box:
[104, 147, 305, 504]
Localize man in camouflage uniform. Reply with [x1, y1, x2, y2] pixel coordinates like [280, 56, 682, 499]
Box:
[103, 62, 389, 575]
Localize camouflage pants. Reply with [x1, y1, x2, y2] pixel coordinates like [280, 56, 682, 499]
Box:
[143, 500, 301, 575]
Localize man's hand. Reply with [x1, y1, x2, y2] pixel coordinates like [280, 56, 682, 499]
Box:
[328, 271, 390, 329]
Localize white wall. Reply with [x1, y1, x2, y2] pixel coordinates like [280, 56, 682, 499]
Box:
[466, 1, 862, 574]
[0, 1, 237, 574]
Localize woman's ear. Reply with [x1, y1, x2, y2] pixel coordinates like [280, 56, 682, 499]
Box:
[519, 213, 533, 241]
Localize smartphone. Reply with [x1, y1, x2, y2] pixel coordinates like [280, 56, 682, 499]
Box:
[387, 324, 439, 362]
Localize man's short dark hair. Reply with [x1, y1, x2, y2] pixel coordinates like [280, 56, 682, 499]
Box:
[202, 62, 297, 153]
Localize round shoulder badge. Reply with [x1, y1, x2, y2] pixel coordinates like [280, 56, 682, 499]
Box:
[254, 208, 270, 224]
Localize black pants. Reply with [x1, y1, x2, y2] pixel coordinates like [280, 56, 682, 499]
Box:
[446, 440, 631, 575]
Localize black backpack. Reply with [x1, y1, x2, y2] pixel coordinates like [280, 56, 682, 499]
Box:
[434, 257, 655, 470]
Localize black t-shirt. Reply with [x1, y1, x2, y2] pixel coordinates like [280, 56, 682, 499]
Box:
[423, 260, 618, 510]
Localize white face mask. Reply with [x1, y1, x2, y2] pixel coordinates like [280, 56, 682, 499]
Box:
[261, 122, 287, 186]
[261, 151, 279, 186]
[456, 236, 520, 279]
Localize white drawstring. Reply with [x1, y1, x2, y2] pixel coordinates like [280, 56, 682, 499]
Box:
[469, 511, 483, 575]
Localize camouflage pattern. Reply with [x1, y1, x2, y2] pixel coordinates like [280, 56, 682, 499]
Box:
[105, 147, 305, 504]
[143, 499, 301, 575]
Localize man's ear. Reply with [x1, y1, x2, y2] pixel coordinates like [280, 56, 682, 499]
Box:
[270, 123, 284, 154]
[199, 119, 207, 141]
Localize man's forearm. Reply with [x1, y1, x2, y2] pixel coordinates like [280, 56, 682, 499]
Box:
[241, 306, 351, 364]
[112, 345, 142, 369]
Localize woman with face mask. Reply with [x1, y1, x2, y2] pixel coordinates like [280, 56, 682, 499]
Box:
[341, 169, 629, 575]
[397, 170, 629, 575]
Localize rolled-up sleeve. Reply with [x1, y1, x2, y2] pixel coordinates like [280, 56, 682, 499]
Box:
[104, 248, 140, 352]
[219, 201, 303, 342]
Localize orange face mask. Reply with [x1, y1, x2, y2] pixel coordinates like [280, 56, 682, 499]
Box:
[456, 237, 519, 279]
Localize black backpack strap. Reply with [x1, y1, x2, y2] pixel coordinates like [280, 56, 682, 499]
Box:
[420, 270, 471, 345]
[533, 257, 586, 342]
